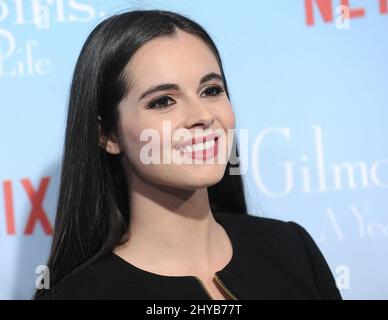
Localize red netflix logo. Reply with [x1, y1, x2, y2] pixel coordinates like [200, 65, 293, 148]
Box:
[2, 177, 53, 235]
[305, 0, 387, 26]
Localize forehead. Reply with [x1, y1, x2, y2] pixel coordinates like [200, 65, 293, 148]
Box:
[125, 30, 221, 90]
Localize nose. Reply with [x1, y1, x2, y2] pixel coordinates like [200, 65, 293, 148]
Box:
[183, 98, 215, 130]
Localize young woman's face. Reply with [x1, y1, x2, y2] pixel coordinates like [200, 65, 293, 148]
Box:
[107, 29, 235, 190]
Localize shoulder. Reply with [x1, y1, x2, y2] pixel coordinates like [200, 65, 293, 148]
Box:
[215, 213, 341, 299]
[214, 212, 310, 245]
[215, 212, 324, 262]
[35, 254, 134, 300]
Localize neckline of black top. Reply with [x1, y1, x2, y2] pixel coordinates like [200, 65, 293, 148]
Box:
[109, 212, 238, 280]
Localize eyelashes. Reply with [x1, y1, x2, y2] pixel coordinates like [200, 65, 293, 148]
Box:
[146, 85, 226, 110]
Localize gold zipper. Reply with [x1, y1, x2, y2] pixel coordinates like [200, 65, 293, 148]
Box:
[195, 276, 214, 299]
[214, 274, 239, 300]
[195, 275, 239, 300]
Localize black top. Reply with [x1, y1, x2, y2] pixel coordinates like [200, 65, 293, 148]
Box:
[36, 213, 342, 300]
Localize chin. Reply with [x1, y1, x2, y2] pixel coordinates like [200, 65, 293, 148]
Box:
[177, 167, 225, 188]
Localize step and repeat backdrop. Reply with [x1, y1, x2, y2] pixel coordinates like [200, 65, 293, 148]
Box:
[0, 0, 387, 299]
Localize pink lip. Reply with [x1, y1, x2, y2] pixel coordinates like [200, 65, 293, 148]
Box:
[174, 133, 219, 150]
[175, 133, 220, 161]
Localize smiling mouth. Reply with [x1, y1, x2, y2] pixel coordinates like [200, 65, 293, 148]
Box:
[177, 136, 219, 160]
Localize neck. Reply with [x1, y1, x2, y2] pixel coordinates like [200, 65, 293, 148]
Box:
[114, 170, 227, 276]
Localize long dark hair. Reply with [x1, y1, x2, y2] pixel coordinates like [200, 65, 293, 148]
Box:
[34, 9, 248, 299]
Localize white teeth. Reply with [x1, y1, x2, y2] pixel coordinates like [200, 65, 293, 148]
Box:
[179, 139, 215, 153]
[205, 140, 214, 149]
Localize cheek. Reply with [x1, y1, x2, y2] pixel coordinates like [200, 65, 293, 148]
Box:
[215, 103, 235, 160]
[217, 103, 235, 130]
[117, 115, 148, 162]
[118, 117, 167, 168]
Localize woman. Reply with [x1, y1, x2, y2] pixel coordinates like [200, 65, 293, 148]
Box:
[34, 9, 341, 300]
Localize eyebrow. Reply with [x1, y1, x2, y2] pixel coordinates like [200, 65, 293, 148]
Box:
[138, 72, 225, 102]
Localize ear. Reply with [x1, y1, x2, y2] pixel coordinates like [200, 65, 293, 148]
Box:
[101, 136, 122, 155]
[98, 116, 122, 155]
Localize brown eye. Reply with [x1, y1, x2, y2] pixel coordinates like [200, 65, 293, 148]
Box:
[201, 85, 225, 97]
[147, 96, 175, 109]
